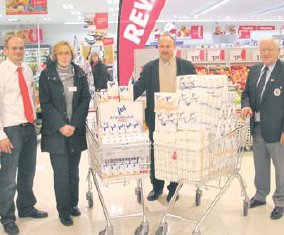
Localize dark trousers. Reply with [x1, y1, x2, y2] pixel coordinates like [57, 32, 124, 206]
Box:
[0, 124, 37, 225]
[150, 131, 178, 193]
[50, 140, 81, 218]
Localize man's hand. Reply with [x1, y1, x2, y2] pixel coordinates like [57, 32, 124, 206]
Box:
[280, 133, 284, 145]
[241, 107, 253, 119]
[59, 125, 76, 137]
[0, 138, 14, 153]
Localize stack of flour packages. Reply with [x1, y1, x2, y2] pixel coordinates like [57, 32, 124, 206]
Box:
[154, 75, 237, 181]
[90, 81, 149, 178]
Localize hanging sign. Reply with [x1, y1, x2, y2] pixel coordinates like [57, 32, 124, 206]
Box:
[117, 0, 166, 85]
[6, 0, 48, 15]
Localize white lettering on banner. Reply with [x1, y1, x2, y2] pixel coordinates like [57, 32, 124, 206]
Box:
[134, 0, 153, 11]
[123, 0, 154, 45]
[129, 9, 150, 28]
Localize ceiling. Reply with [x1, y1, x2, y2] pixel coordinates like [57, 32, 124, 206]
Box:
[0, 0, 284, 26]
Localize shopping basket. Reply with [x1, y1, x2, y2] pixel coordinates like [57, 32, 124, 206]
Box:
[86, 120, 151, 235]
[154, 120, 249, 235]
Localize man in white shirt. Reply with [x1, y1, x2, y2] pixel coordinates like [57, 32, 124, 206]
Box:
[0, 35, 48, 235]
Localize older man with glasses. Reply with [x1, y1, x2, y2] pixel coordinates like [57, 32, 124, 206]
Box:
[241, 37, 284, 220]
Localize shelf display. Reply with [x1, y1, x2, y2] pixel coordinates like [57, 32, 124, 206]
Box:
[208, 65, 231, 78]
[230, 64, 252, 90]
[24, 45, 50, 74]
[195, 65, 207, 75]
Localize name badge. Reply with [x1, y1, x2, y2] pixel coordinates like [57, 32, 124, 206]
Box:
[68, 86, 77, 92]
[274, 88, 281, 97]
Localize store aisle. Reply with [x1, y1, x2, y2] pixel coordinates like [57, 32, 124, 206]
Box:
[1, 150, 284, 235]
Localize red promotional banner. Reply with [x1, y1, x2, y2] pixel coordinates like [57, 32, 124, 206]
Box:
[94, 12, 108, 30]
[118, 0, 166, 85]
[239, 25, 275, 31]
[191, 25, 203, 39]
[6, 0, 48, 15]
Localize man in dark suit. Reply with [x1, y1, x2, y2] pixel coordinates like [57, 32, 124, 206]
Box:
[134, 33, 196, 202]
[241, 37, 284, 220]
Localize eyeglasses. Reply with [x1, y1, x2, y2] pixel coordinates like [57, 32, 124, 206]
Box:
[260, 48, 276, 53]
[57, 52, 71, 56]
[8, 47, 24, 51]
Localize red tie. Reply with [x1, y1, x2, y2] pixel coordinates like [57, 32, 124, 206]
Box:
[17, 67, 34, 123]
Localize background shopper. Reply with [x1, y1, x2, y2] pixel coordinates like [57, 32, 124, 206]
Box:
[39, 41, 90, 226]
[0, 35, 48, 235]
[90, 51, 110, 91]
[241, 37, 284, 220]
[133, 33, 196, 202]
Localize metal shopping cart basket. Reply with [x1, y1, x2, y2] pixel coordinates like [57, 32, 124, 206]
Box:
[153, 121, 249, 235]
[86, 121, 151, 235]
[237, 114, 252, 151]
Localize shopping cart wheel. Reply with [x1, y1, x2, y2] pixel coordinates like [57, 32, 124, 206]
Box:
[245, 146, 252, 151]
[192, 230, 201, 235]
[195, 189, 202, 206]
[155, 222, 168, 235]
[134, 223, 149, 235]
[243, 199, 249, 216]
[99, 226, 114, 235]
[86, 192, 94, 208]
[135, 187, 142, 204]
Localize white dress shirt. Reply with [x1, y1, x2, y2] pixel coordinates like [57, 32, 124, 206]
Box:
[0, 59, 35, 140]
[254, 62, 276, 122]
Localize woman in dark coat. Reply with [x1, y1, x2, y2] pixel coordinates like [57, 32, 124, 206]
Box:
[89, 51, 109, 91]
[39, 41, 90, 226]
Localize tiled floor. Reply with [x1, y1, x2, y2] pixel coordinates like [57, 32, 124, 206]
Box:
[1, 150, 284, 235]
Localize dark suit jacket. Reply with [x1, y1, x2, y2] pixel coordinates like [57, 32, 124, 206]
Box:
[241, 59, 284, 143]
[39, 62, 91, 153]
[134, 57, 196, 134]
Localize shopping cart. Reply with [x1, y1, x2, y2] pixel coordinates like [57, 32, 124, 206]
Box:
[153, 121, 249, 235]
[86, 121, 151, 235]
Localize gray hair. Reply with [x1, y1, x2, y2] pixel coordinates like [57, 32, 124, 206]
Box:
[158, 33, 176, 46]
[259, 37, 280, 49]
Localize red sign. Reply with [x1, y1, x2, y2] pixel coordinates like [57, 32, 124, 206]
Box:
[94, 13, 108, 30]
[28, 29, 43, 43]
[6, 0, 48, 15]
[257, 26, 275, 30]
[191, 25, 203, 39]
[103, 37, 114, 45]
[239, 25, 275, 31]
[118, 0, 166, 85]
[31, 0, 47, 5]
[238, 30, 251, 39]
[239, 26, 257, 31]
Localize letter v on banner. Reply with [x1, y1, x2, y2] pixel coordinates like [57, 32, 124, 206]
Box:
[117, 0, 166, 85]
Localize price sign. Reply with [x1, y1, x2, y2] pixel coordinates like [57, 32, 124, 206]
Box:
[207, 49, 225, 62]
[187, 49, 205, 62]
[229, 49, 246, 61]
[251, 49, 260, 61]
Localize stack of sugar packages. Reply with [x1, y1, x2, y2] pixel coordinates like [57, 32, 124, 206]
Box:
[153, 92, 179, 180]
[176, 75, 237, 179]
